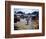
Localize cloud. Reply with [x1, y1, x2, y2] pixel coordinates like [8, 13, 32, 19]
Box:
[14, 8, 39, 14]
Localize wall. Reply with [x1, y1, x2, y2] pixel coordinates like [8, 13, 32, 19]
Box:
[0, 0, 46, 39]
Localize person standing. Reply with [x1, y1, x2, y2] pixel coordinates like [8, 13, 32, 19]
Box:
[26, 15, 30, 25]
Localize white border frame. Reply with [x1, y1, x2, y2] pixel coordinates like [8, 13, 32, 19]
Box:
[11, 5, 42, 34]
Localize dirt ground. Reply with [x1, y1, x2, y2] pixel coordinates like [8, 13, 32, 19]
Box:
[14, 18, 39, 30]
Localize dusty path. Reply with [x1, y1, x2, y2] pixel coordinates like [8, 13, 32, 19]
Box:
[14, 18, 34, 30]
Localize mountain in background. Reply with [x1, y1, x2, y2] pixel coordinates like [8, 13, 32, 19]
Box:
[15, 11, 25, 14]
[31, 11, 39, 16]
[14, 11, 39, 16]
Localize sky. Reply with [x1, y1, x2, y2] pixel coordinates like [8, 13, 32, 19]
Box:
[14, 8, 39, 14]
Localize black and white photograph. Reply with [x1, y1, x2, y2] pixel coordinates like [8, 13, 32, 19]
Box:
[14, 8, 39, 30]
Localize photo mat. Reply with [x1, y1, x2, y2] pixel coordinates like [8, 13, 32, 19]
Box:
[11, 5, 42, 34]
